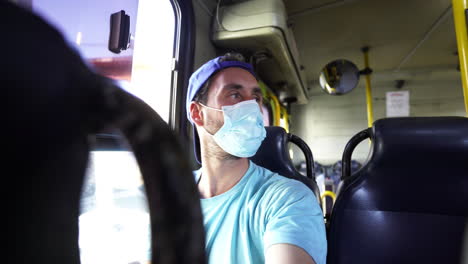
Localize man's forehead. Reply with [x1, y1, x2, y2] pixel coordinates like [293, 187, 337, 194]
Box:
[210, 67, 258, 90]
[215, 67, 255, 80]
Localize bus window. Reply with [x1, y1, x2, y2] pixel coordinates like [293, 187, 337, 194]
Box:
[130, 0, 175, 123]
[31, 0, 176, 263]
[32, 0, 175, 122]
[80, 151, 150, 264]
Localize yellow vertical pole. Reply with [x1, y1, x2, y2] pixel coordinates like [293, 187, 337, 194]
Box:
[259, 81, 281, 126]
[269, 92, 282, 126]
[452, 0, 468, 116]
[362, 47, 374, 127]
[280, 106, 290, 132]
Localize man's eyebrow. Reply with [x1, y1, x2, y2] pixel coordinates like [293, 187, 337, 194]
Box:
[222, 83, 244, 90]
[222, 83, 262, 94]
[252, 87, 262, 94]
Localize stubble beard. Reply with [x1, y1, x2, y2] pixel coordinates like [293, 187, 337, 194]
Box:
[204, 118, 240, 161]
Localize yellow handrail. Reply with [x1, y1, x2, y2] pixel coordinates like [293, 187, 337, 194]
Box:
[258, 80, 269, 101]
[268, 91, 281, 126]
[320, 190, 336, 203]
[259, 81, 281, 126]
[280, 106, 290, 132]
[452, 0, 468, 116]
[362, 47, 374, 127]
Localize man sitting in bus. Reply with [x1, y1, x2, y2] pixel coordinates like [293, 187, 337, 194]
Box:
[186, 52, 327, 264]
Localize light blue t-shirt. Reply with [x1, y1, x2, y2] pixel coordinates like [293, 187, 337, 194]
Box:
[194, 161, 327, 264]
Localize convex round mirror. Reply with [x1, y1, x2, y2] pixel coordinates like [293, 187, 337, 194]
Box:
[319, 59, 360, 95]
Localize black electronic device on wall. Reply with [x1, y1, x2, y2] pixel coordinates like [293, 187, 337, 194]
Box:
[108, 10, 130, 54]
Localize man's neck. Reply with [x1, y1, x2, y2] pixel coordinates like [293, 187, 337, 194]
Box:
[198, 156, 249, 198]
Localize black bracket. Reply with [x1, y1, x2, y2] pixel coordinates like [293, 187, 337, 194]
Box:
[359, 67, 373, 75]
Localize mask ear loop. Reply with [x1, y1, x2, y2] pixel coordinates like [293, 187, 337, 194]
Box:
[198, 102, 223, 112]
[197, 103, 223, 136]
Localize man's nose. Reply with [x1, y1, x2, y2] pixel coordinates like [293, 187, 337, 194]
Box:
[243, 97, 263, 112]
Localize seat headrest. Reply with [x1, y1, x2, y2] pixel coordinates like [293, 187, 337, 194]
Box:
[347, 117, 468, 215]
[251, 126, 297, 178]
[372, 117, 468, 158]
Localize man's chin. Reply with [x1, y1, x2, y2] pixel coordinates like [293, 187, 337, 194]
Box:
[204, 144, 241, 161]
[218, 151, 242, 161]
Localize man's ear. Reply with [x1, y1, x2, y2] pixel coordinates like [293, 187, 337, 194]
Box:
[190, 101, 204, 126]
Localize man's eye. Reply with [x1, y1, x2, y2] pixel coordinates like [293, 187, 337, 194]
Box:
[230, 93, 241, 99]
[253, 95, 262, 103]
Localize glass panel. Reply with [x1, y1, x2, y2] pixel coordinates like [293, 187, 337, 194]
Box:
[80, 151, 150, 264]
[33, 0, 137, 60]
[33, 0, 175, 122]
[130, 0, 175, 122]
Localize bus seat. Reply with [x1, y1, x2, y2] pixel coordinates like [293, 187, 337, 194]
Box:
[327, 117, 468, 264]
[250, 126, 321, 207]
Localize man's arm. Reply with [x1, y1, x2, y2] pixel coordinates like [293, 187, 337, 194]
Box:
[266, 244, 316, 264]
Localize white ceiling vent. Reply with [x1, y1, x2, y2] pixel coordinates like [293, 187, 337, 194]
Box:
[212, 0, 309, 104]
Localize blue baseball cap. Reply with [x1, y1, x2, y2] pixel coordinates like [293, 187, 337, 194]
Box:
[186, 56, 257, 164]
[186, 56, 256, 123]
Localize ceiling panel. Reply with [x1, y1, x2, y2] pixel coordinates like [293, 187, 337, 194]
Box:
[285, 0, 338, 15]
[402, 12, 457, 70]
[283, 0, 455, 84]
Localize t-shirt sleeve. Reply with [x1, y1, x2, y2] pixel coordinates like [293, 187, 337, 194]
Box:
[263, 180, 327, 264]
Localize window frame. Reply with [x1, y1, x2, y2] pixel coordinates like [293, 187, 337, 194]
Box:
[168, 0, 195, 138]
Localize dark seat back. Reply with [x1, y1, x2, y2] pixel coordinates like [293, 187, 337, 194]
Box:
[251, 126, 321, 206]
[328, 117, 468, 264]
[4, 3, 205, 263]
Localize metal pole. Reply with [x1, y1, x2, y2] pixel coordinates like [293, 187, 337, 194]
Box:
[452, 0, 468, 116]
[362, 47, 374, 127]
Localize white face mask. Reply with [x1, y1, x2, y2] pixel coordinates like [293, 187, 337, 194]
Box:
[200, 100, 266, 158]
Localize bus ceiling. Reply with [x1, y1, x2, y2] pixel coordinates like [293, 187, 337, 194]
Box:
[206, 0, 468, 116]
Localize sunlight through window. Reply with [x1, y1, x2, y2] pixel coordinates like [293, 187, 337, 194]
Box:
[130, 0, 175, 123]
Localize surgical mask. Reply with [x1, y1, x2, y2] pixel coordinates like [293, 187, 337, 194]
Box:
[200, 99, 266, 157]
